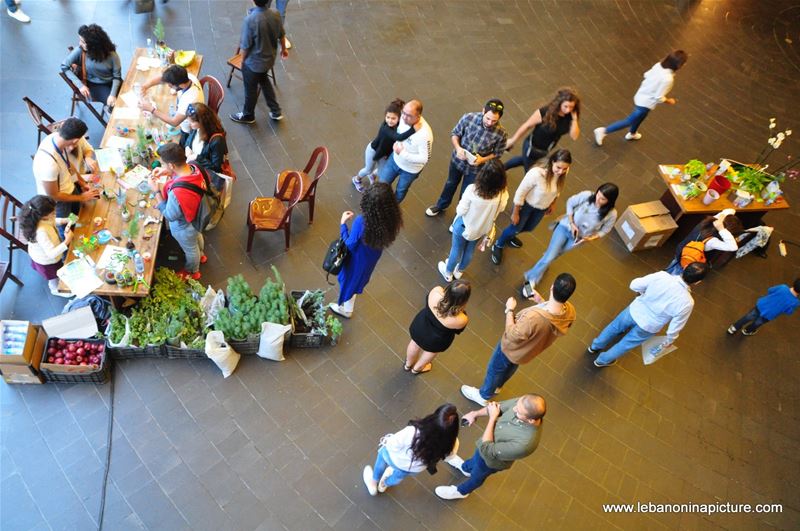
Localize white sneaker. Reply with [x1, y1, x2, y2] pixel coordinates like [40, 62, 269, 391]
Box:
[7, 7, 30, 22]
[444, 455, 471, 477]
[328, 303, 352, 319]
[362, 466, 378, 496]
[285, 37, 292, 50]
[438, 261, 453, 282]
[625, 132, 642, 141]
[50, 290, 74, 299]
[460, 385, 487, 407]
[453, 268, 463, 280]
[378, 467, 392, 493]
[435, 485, 468, 500]
[593, 127, 606, 146]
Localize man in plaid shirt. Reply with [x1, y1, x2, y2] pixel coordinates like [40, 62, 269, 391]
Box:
[426, 99, 508, 217]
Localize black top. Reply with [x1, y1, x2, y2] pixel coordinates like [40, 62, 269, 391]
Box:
[370, 123, 416, 161]
[408, 295, 467, 353]
[529, 105, 573, 152]
[182, 130, 229, 174]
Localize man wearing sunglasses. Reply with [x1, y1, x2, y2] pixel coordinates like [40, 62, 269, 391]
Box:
[139, 65, 204, 145]
[426, 99, 507, 217]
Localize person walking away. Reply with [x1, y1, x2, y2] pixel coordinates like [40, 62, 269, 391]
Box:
[230, 0, 289, 124]
[363, 404, 460, 496]
[435, 394, 545, 500]
[588, 262, 708, 367]
[329, 183, 403, 318]
[728, 279, 800, 336]
[406, 280, 470, 374]
[594, 50, 688, 145]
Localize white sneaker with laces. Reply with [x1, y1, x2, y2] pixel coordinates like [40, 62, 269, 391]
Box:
[593, 127, 606, 146]
[460, 385, 487, 407]
[435, 485, 468, 500]
[285, 37, 292, 50]
[328, 303, 352, 319]
[362, 466, 378, 496]
[7, 7, 30, 22]
[444, 455, 471, 477]
[453, 267, 463, 280]
[438, 261, 453, 282]
[625, 132, 642, 141]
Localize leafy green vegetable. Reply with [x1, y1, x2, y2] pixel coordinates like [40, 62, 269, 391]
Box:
[684, 159, 706, 179]
[214, 266, 289, 340]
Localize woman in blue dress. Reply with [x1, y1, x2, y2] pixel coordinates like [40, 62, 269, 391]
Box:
[329, 183, 403, 318]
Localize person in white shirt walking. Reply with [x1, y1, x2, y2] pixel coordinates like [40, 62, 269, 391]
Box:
[588, 262, 708, 367]
[593, 50, 688, 145]
[377, 99, 433, 203]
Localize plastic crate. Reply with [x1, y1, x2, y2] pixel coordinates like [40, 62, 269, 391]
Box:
[39, 339, 111, 384]
[107, 344, 164, 359]
[228, 337, 259, 356]
[164, 343, 207, 359]
[289, 331, 325, 348]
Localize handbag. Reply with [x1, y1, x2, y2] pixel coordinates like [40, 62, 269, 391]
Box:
[322, 237, 349, 284]
[478, 223, 496, 252]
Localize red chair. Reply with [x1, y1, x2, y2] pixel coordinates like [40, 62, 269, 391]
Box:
[226, 47, 276, 96]
[275, 147, 329, 224]
[22, 97, 66, 148]
[0, 187, 27, 291]
[200, 75, 225, 114]
[247, 172, 302, 252]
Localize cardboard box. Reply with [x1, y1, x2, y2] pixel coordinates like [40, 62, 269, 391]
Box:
[0, 320, 37, 364]
[615, 201, 678, 252]
[38, 307, 104, 375]
[0, 363, 43, 385]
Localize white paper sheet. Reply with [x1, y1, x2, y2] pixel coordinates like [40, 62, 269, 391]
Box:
[119, 91, 140, 108]
[94, 148, 125, 172]
[96, 245, 130, 271]
[113, 107, 141, 120]
[105, 136, 136, 150]
[57, 258, 103, 298]
[136, 57, 162, 69]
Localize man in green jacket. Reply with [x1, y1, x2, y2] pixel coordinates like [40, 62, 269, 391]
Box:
[435, 394, 545, 500]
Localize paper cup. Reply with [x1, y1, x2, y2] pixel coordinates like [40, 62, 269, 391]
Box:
[702, 189, 720, 205]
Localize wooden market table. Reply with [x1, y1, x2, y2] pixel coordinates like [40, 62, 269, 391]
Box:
[60, 48, 203, 302]
[657, 164, 790, 240]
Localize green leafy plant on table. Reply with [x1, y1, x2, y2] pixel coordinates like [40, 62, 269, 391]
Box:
[153, 18, 165, 44]
[214, 267, 289, 341]
[684, 159, 706, 179]
[729, 163, 782, 196]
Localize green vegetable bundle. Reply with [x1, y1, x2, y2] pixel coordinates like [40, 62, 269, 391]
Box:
[214, 266, 289, 341]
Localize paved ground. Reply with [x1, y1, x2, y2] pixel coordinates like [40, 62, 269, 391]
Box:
[2, 1, 800, 530]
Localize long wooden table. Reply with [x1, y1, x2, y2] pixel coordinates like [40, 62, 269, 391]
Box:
[60, 48, 203, 299]
[657, 163, 790, 240]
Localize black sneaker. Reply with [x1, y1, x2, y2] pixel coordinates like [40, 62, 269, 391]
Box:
[269, 111, 284, 121]
[425, 206, 442, 217]
[229, 112, 255, 124]
[508, 237, 523, 248]
[490, 244, 503, 265]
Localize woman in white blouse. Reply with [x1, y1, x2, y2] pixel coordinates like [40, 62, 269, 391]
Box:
[19, 195, 74, 297]
[491, 149, 571, 265]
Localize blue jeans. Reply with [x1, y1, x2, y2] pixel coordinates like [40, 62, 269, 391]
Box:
[495, 203, 546, 248]
[604, 105, 651, 134]
[591, 306, 654, 364]
[457, 447, 500, 495]
[445, 217, 479, 274]
[504, 136, 548, 173]
[378, 155, 420, 203]
[373, 446, 413, 487]
[524, 222, 581, 286]
[6, 0, 18, 12]
[478, 342, 518, 400]
[274, 0, 289, 23]
[170, 224, 205, 273]
[434, 159, 477, 210]
[733, 307, 769, 333]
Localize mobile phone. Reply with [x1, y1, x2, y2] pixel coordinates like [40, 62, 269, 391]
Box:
[460, 417, 469, 427]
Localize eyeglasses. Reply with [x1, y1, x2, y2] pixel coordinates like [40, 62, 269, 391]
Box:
[401, 111, 417, 118]
[486, 101, 504, 112]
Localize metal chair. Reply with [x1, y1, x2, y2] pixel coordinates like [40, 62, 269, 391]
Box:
[275, 147, 329, 224]
[247, 172, 302, 252]
[200, 75, 225, 114]
[0, 187, 27, 291]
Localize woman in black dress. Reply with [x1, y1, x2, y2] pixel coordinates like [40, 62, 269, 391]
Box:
[405, 280, 470, 374]
[504, 88, 581, 173]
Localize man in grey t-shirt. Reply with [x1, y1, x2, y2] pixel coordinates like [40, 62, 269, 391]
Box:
[230, 0, 289, 124]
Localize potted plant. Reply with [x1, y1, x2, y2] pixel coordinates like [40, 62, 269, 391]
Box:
[683, 159, 707, 180]
[326, 315, 342, 346]
[288, 290, 328, 348]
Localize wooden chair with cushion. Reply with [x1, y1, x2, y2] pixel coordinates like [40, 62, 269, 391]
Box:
[200, 75, 225, 114]
[59, 71, 108, 128]
[0, 187, 28, 291]
[226, 47, 276, 97]
[274, 147, 329, 225]
[22, 97, 66, 148]
[247, 172, 302, 252]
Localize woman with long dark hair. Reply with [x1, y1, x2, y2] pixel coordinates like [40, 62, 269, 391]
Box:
[61, 24, 122, 108]
[19, 195, 74, 297]
[329, 183, 403, 318]
[363, 404, 460, 496]
[405, 280, 470, 374]
[491, 149, 572, 265]
[439, 160, 508, 281]
[504, 88, 580, 172]
[522, 183, 620, 298]
[183, 102, 229, 175]
[664, 208, 743, 275]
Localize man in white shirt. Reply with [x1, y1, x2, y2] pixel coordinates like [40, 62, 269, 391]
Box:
[587, 262, 708, 367]
[377, 99, 433, 203]
[32, 117, 100, 219]
[139, 65, 204, 144]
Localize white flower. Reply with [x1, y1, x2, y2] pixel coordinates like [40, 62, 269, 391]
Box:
[769, 137, 776, 145]
[774, 139, 783, 149]
[786, 130, 793, 136]
[769, 122, 777, 129]
[770, 117, 776, 122]
[777, 132, 786, 140]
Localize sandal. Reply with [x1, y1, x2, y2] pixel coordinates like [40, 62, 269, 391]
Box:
[411, 363, 432, 375]
[403, 362, 411, 372]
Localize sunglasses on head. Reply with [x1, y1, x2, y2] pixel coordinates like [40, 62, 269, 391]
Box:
[486, 102, 504, 112]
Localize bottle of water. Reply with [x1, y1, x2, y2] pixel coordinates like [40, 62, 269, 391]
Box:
[649, 343, 665, 356]
[147, 38, 153, 58]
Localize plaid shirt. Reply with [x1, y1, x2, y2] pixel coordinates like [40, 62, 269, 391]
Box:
[451, 112, 507, 173]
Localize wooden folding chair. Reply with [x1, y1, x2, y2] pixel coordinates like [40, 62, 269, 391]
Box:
[226, 47, 277, 98]
[0, 187, 28, 291]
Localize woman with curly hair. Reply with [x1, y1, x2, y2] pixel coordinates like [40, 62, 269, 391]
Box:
[363, 403, 460, 496]
[183, 103, 229, 176]
[439, 159, 508, 281]
[61, 24, 123, 108]
[504, 88, 580, 173]
[330, 182, 403, 318]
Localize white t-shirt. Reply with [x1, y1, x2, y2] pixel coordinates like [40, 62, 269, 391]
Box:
[190, 132, 205, 156]
[176, 74, 204, 133]
[514, 166, 560, 209]
[32, 133, 93, 196]
[394, 117, 433, 174]
[455, 185, 509, 241]
[383, 426, 459, 473]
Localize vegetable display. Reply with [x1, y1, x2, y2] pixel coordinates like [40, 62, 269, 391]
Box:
[289, 290, 328, 335]
[214, 267, 289, 341]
